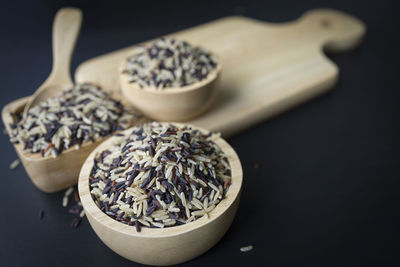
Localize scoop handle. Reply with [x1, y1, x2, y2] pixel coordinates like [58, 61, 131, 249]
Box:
[47, 7, 83, 87]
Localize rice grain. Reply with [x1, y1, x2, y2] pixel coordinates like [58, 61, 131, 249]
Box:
[9, 159, 20, 170]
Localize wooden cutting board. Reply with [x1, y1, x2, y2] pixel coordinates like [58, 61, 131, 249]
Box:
[75, 8, 365, 137]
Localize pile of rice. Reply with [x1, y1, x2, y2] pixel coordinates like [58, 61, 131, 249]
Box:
[123, 38, 218, 89]
[9, 83, 136, 158]
[89, 122, 231, 231]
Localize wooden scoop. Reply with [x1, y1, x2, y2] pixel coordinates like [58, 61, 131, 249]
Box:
[23, 7, 82, 117]
[0, 7, 86, 193]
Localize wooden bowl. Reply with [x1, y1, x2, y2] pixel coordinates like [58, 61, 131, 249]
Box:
[78, 123, 242, 266]
[119, 55, 222, 122]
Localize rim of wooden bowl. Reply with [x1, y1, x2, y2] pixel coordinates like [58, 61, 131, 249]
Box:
[119, 51, 222, 95]
[78, 122, 242, 238]
[1, 97, 110, 163]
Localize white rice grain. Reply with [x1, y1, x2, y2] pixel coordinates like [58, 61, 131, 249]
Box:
[9, 159, 20, 170]
[62, 196, 68, 207]
[240, 245, 253, 252]
[64, 187, 74, 197]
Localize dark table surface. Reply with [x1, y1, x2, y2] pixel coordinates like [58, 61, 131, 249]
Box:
[1, 0, 399, 266]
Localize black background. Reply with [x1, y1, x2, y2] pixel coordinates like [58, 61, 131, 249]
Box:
[1, 0, 399, 266]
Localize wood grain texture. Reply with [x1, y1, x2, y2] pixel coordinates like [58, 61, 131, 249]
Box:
[78, 123, 243, 265]
[75, 8, 365, 137]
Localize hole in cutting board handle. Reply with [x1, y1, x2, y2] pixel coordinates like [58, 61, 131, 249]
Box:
[299, 9, 366, 53]
[320, 19, 332, 28]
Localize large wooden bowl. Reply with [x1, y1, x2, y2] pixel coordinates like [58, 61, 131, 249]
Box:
[78, 123, 242, 265]
[120, 56, 222, 122]
[1, 97, 107, 193]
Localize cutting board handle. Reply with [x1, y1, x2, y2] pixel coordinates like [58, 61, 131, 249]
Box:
[297, 8, 366, 53]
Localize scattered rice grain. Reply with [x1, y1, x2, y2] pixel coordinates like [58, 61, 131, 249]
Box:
[9, 159, 20, 170]
[240, 245, 253, 252]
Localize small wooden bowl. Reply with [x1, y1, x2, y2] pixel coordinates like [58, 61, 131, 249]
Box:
[78, 123, 242, 266]
[2, 97, 122, 193]
[119, 54, 221, 122]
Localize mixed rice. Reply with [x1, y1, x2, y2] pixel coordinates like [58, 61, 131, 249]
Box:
[8, 83, 136, 158]
[89, 122, 231, 231]
[123, 38, 218, 89]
